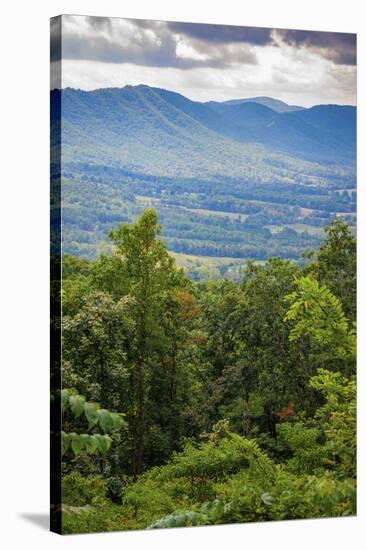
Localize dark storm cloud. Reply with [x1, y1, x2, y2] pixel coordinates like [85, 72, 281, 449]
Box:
[167, 22, 274, 45]
[278, 29, 356, 65]
[57, 16, 258, 69]
[61, 24, 185, 68]
[54, 16, 356, 69]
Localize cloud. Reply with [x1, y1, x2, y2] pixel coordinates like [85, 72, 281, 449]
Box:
[167, 22, 274, 45]
[84, 16, 112, 31]
[277, 29, 356, 65]
[53, 16, 356, 72]
[56, 16, 260, 69]
[53, 15, 356, 106]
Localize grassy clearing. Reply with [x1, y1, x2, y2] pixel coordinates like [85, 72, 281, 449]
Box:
[182, 207, 248, 221]
[266, 224, 324, 236]
[135, 195, 161, 206]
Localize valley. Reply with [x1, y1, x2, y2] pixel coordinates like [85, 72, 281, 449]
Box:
[52, 85, 356, 278]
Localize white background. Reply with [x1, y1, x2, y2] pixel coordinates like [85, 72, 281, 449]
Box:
[0, 0, 365, 547]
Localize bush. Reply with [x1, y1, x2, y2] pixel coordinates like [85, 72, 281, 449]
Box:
[62, 472, 107, 507]
[277, 422, 327, 474]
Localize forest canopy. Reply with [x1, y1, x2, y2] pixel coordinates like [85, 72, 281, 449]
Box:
[54, 211, 356, 533]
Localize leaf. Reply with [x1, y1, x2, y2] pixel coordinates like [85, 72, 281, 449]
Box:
[261, 492, 274, 506]
[70, 433, 84, 456]
[110, 412, 124, 431]
[95, 434, 112, 455]
[97, 409, 115, 433]
[81, 434, 98, 454]
[69, 395, 86, 418]
[84, 401, 100, 429]
[61, 431, 70, 456]
[61, 389, 70, 414]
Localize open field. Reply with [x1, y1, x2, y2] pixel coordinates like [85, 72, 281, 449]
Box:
[182, 207, 248, 221]
[267, 224, 325, 236]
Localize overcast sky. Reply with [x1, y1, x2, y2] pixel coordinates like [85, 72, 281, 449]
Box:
[51, 15, 356, 107]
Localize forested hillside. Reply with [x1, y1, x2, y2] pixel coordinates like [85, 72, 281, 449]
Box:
[53, 212, 356, 533]
[51, 86, 356, 269]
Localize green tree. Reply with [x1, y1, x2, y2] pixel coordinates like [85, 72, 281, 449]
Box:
[238, 258, 302, 435]
[62, 291, 133, 410]
[285, 276, 356, 375]
[306, 219, 356, 320]
[310, 369, 356, 479]
[108, 209, 187, 475]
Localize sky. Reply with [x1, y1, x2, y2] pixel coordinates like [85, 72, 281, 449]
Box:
[51, 15, 357, 107]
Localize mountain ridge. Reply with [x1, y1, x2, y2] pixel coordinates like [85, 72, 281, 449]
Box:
[212, 95, 305, 113]
[54, 85, 356, 171]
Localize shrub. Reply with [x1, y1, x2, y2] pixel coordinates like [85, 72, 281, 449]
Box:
[62, 472, 107, 507]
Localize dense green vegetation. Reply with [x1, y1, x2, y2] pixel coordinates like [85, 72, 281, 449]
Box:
[51, 86, 356, 265]
[56, 212, 356, 533]
[59, 170, 355, 268]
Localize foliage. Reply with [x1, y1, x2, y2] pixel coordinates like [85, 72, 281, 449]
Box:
[60, 388, 127, 457]
[58, 212, 356, 533]
[277, 422, 326, 474]
[62, 472, 107, 507]
[307, 219, 356, 319]
[62, 292, 133, 408]
[156, 430, 275, 484]
[285, 275, 355, 372]
[310, 369, 356, 478]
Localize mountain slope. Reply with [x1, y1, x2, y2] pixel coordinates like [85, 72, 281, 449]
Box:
[57, 85, 356, 174]
[219, 96, 304, 113]
[205, 100, 355, 164]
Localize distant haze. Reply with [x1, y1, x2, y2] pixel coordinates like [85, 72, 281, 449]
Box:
[52, 16, 356, 107]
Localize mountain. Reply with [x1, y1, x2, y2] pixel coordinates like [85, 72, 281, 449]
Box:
[293, 105, 356, 148]
[217, 96, 304, 113]
[56, 85, 356, 171]
[203, 100, 355, 164]
[52, 85, 356, 265]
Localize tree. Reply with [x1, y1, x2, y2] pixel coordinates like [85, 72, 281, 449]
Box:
[108, 209, 187, 475]
[237, 258, 302, 435]
[62, 291, 133, 410]
[306, 219, 356, 320]
[58, 215, 357, 534]
[310, 369, 356, 479]
[285, 275, 356, 376]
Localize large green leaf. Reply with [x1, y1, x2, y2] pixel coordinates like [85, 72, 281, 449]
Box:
[95, 434, 112, 455]
[84, 402, 100, 429]
[69, 395, 86, 418]
[97, 409, 115, 434]
[81, 434, 98, 454]
[70, 433, 84, 456]
[110, 412, 124, 431]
